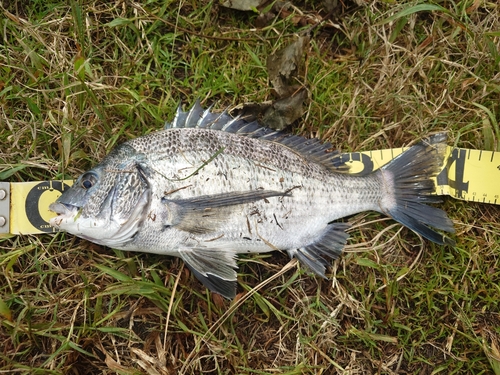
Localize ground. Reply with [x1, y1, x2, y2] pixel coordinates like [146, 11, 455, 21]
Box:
[1, 1, 500, 374]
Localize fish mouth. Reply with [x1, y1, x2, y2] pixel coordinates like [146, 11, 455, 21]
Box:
[49, 202, 80, 220]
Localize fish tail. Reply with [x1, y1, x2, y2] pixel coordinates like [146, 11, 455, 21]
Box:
[376, 133, 455, 245]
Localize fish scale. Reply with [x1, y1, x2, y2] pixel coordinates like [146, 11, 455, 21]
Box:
[49, 101, 455, 298]
[140, 148, 335, 247]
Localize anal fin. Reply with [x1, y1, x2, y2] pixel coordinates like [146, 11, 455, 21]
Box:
[288, 222, 350, 277]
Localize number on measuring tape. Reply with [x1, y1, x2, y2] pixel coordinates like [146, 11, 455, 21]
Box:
[437, 148, 470, 199]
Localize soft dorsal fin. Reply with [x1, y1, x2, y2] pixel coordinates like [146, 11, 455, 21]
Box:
[164, 101, 349, 172]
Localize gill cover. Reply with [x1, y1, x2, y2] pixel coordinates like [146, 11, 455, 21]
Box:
[50, 144, 151, 247]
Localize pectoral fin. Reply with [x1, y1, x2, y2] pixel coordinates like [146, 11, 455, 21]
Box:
[178, 247, 238, 299]
[162, 190, 289, 234]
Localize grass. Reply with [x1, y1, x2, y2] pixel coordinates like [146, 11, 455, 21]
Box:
[1, 0, 500, 373]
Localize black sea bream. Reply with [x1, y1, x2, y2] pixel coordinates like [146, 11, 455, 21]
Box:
[50, 102, 455, 298]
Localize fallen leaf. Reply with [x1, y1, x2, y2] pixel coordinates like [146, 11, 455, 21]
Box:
[262, 89, 308, 130]
[221, 0, 266, 11]
[231, 100, 273, 122]
[323, 0, 339, 13]
[267, 36, 309, 97]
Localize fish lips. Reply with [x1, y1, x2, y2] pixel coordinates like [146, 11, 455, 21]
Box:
[48, 201, 81, 229]
[49, 186, 86, 219]
[49, 182, 96, 224]
[49, 202, 79, 217]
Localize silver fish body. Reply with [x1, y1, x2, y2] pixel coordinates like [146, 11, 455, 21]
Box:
[50, 102, 455, 298]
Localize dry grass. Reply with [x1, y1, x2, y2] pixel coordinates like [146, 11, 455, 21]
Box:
[1, 0, 500, 374]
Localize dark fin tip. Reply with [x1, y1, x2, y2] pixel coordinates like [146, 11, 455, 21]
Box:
[291, 222, 350, 277]
[186, 264, 237, 299]
[380, 133, 455, 246]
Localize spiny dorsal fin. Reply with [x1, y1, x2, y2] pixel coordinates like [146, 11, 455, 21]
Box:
[164, 101, 349, 172]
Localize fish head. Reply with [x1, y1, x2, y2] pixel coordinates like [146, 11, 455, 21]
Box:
[49, 144, 151, 247]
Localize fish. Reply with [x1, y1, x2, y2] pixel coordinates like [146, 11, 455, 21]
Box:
[49, 101, 455, 299]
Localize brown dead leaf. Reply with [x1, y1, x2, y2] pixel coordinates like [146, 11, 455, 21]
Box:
[131, 347, 170, 375]
[221, 0, 267, 11]
[323, 0, 339, 13]
[211, 291, 226, 308]
[267, 36, 310, 98]
[261, 89, 308, 130]
[256, 2, 324, 28]
[231, 100, 273, 122]
[104, 353, 132, 373]
[99, 341, 134, 374]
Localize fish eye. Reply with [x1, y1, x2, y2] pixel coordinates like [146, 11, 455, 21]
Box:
[81, 172, 98, 190]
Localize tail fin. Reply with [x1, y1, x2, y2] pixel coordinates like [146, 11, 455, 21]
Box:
[377, 133, 455, 245]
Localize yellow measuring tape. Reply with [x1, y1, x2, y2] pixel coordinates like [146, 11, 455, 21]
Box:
[0, 146, 498, 236]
